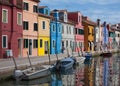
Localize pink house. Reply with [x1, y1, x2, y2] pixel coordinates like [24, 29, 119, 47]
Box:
[68, 12, 84, 52]
[0, 0, 23, 58]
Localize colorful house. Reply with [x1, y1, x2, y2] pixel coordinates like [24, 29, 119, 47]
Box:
[107, 24, 115, 49]
[68, 12, 84, 52]
[94, 19, 101, 51]
[56, 10, 75, 55]
[0, 0, 23, 58]
[50, 10, 62, 54]
[82, 16, 96, 52]
[38, 6, 51, 56]
[102, 22, 109, 51]
[23, 0, 39, 57]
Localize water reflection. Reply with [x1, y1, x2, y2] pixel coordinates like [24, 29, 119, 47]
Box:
[0, 54, 120, 86]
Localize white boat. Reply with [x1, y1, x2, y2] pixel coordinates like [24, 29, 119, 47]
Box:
[76, 56, 85, 64]
[14, 65, 53, 80]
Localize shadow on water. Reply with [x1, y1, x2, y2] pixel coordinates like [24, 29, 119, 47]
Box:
[0, 53, 120, 86]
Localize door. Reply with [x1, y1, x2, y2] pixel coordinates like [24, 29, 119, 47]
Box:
[45, 41, 48, 54]
[29, 39, 32, 55]
[18, 39, 22, 57]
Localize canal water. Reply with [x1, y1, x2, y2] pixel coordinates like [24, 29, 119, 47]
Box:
[0, 53, 120, 86]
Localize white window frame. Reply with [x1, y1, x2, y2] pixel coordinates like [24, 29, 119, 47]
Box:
[2, 35, 8, 48]
[17, 12, 22, 25]
[2, 9, 8, 23]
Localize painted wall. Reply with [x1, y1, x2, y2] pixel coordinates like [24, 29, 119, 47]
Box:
[50, 10, 62, 54]
[0, 0, 23, 58]
[50, 21, 56, 54]
[61, 23, 75, 54]
[23, 0, 38, 57]
[38, 16, 50, 56]
[68, 12, 84, 52]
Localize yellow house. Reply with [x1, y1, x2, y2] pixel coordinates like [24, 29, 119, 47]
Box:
[82, 16, 96, 52]
[38, 13, 51, 56]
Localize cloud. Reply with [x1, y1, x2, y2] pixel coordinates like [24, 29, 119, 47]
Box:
[40, 0, 120, 24]
[40, 0, 120, 5]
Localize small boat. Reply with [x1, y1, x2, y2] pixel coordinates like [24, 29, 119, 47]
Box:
[76, 56, 85, 64]
[53, 57, 75, 71]
[14, 65, 53, 80]
[100, 52, 112, 57]
[84, 52, 92, 59]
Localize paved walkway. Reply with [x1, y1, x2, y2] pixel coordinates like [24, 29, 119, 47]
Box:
[0, 52, 79, 71]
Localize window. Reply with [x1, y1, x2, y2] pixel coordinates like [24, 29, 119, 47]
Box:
[52, 40, 55, 48]
[17, 12, 22, 25]
[23, 21, 28, 30]
[24, 39, 28, 48]
[33, 39, 38, 48]
[42, 21, 45, 29]
[53, 25, 55, 32]
[45, 9, 48, 15]
[34, 23, 38, 31]
[59, 26, 61, 32]
[23, 2, 28, 11]
[69, 26, 71, 34]
[66, 41, 68, 47]
[33, 5, 38, 13]
[67, 26, 69, 34]
[78, 29, 84, 35]
[75, 28, 77, 34]
[70, 41, 72, 47]
[2, 9, 8, 23]
[2, 35, 7, 48]
[40, 39, 42, 48]
[62, 25, 64, 33]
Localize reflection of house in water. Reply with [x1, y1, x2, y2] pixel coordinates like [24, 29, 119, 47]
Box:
[98, 57, 114, 86]
[75, 63, 84, 86]
[61, 73, 75, 86]
[84, 59, 95, 86]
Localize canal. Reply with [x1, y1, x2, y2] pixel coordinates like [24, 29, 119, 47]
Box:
[0, 53, 120, 86]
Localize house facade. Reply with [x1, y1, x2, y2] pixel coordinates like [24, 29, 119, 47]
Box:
[68, 12, 84, 52]
[50, 10, 62, 54]
[23, 0, 39, 57]
[82, 16, 96, 52]
[38, 6, 51, 56]
[57, 10, 75, 55]
[0, 0, 23, 58]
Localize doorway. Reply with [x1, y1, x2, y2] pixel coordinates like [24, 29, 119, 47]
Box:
[45, 41, 48, 54]
[29, 39, 32, 55]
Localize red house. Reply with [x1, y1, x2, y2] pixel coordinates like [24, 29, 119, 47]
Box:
[68, 12, 84, 52]
[0, 0, 23, 58]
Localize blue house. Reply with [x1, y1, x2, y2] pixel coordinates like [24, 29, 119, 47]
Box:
[103, 22, 109, 50]
[50, 10, 62, 54]
[38, 6, 50, 15]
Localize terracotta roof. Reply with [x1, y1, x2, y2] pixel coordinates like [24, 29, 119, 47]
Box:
[82, 16, 96, 26]
[38, 13, 53, 19]
[39, 6, 47, 9]
[32, 0, 40, 2]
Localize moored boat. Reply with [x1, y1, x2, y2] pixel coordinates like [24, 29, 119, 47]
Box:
[84, 52, 92, 59]
[100, 52, 112, 57]
[14, 65, 53, 80]
[53, 57, 75, 72]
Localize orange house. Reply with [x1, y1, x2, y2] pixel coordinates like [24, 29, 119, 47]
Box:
[82, 16, 96, 52]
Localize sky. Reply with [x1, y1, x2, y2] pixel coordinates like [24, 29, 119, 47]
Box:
[40, 0, 120, 24]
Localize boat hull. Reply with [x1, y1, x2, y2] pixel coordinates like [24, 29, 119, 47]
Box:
[23, 68, 51, 80]
[100, 52, 112, 57]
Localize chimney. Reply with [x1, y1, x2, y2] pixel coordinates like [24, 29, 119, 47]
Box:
[97, 19, 100, 27]
[103, 21, 106, 27]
